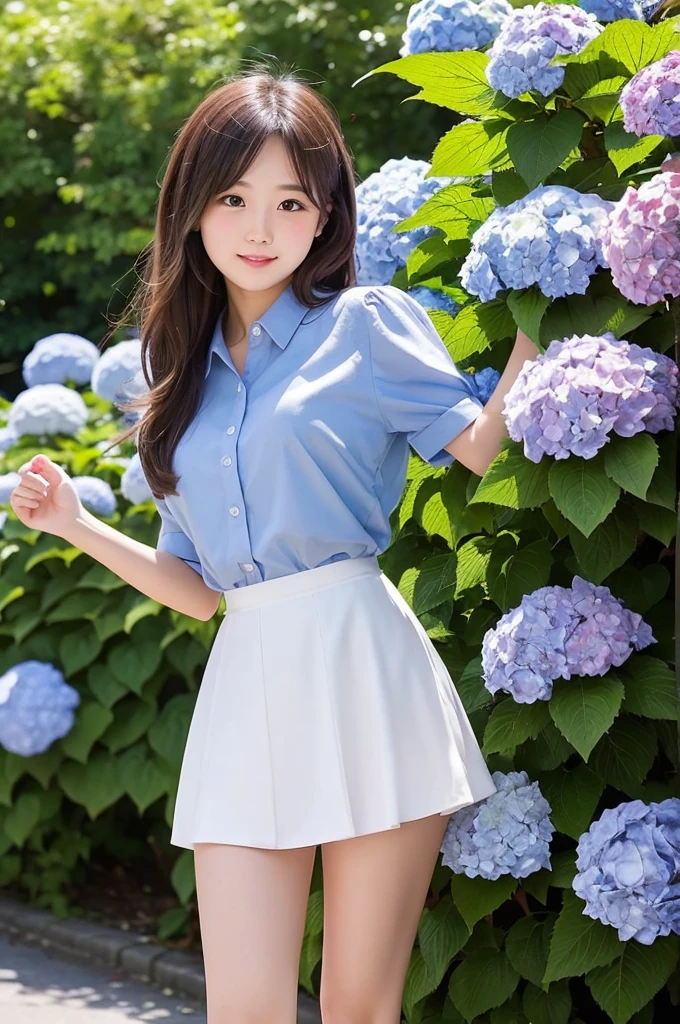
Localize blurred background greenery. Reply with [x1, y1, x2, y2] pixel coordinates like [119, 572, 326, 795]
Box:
[0, 0, 455, 396]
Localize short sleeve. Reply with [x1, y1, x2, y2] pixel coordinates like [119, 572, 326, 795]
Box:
[363, 285, 484, 467]
[152, 496, 203, 577]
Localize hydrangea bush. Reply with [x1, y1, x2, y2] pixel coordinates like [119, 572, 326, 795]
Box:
[399, 0, 512, 56]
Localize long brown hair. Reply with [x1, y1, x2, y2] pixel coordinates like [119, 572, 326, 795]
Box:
[103, 65, 358, 498]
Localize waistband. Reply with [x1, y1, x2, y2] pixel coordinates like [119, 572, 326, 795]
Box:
[223, 556, 382, 611]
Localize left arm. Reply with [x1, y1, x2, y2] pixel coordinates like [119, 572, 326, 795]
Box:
[444, 328, 540, 477]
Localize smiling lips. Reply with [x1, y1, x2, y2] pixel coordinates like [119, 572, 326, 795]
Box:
[238, 254, 276, 265]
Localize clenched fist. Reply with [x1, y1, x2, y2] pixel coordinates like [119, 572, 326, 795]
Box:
[9, 454, 84, 538]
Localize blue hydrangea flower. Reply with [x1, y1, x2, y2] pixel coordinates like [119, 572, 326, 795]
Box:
[482, 575, 655, 703]
[407, 285, 460, 317]
[22, 332, 100, 388]
[72, 476, 117, 517]
[355, 157, 459, 286]
[487, 3, 602, 99]
[440, 770, 555, 879]
[0, 510, 7, 534]
[90, 339, 143, 404]
[467, 366, 501, 403]
[573, 798, 680, 944]
[0, 425, 17, 453]
[8, 384, 89, 439]
[504, 332, 679, 462]
[0, 660, 80, 757]
[400, 0, 513, 56]
[0, 473, 21, 504]
[579, 0, 644, 19]
[460, 185, 614, 301]
[120, 451, 153, 505]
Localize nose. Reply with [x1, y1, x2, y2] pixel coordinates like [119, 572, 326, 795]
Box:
[245, 209, 273, 245]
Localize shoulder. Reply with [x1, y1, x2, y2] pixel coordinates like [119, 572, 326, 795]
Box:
[330, 284, 426, 329]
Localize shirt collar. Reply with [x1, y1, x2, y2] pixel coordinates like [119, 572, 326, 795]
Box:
[204, 282, 319, 379]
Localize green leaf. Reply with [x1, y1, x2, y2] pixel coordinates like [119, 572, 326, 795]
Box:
[574, 76, 630, 123]
[488, 538, 553, 612]
[419, 489, 454, 546]
[604, 563, 670, 616]
[450, 873, 517, 931]
[58, 625, 103, 676]
[59, 700, 114, 764]
[3, 793, 42, 847]
[449, 950, 520, 1022]
[644, 431, 677, 511]
[603, 433, 659, 500]
[523, 980, 572, 1024]
[483, 698, 551, 756]
[86, 664, 127, 709]
[117, 744, 170, 814]
[399, 555, 458, 615]
[537, 763, 605, 840]
[107, 639, 162, 695]
[492, 168, 531, 206]
[508, 109, 585, 190]
[395, 184, 495, 239]
[431, 120, 511, 177]
[147, 694, 195, 767]
[58, 752, 125, 819]
[543, 889, 625, 985]
[455, 536, 494, 597]
[604, 121, 664, 174]
[418, 900, 470, 989]
[455, 655, 495, 715]
[441, 300, 515, 362]
[471, 442, 551, 510]
[170, 849, 196, 905]
[619, 655, 679, 721]
[586, 934, 679, 1024]
[589, 715, 657, 797]
[357, 50, 499, 117]
[549, 453, 621, 538]
[402, 946, 439, 1020]
[556, 18, 680, 74]
[568, 502, 639, 585]
[506, 287, 551, 347]
[506, 915, 556, 987]
[631, 499, 676, 546]
[549, 674, 625, 761]
[99, 696, 158, 755]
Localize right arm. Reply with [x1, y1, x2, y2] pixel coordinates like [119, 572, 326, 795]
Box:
[10, 454, 221, 622]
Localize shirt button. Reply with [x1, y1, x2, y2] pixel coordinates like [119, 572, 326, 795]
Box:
[229, 506, 240, 517]
[236, 383, 242, 392]
[226, 425, 236, 435]
[243, 563, 254, 572]
[252, 324, 262, 337]
[222, 455, 232, 467]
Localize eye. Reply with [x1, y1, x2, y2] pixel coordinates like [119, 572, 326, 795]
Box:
[280, 198, 305, 212]
[221, 194, 244, 208]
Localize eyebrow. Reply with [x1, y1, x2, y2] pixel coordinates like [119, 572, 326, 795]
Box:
[231, 179, 309, 195]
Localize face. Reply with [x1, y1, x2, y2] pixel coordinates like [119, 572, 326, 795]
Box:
[198, 134, 332, 293]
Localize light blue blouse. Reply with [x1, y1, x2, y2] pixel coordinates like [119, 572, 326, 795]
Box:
[152, 283, 484, 592]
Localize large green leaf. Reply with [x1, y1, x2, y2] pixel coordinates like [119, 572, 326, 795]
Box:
[58, 752, 125, 819]
[488, 538, 553, 612]
[440, 300, 515, 362]
[431, 120, 511, 177]
[589, 715, 657, 796]
[455, 536, 495, 597]
[603, 433, 658, 500]
[537, 763, 605, 840]
[449, 950, 520, 1022]
[508, 109, 585, 190]
[418, 900, 470, 991]
[471, 442, 551, 510]
[117, 743, 171, 814]
[568, 502, 639, 584]
[586, 934, 679, 1024]
[619, 655, 679, 721]
[543, 889, 625, 985]
[556, 18, 680, 73]
[604, 121, 664, 173]
[644, 431, 677, 511]
[451, 873, 518, 932]
[523, 980, 572, 1024]
[483, 698, 551, 756]
[506, 288, 551, 347]
[355, 50, 499, 116]
[58, 624, 103, 676]
[549, 674, 625, 761]
[505, 915, 557, 987]
[395, 184, 495, 239]
[99, 696, 158, 754]
[59, 700, 114, 764]
[147, 694, 196, 767]
[399, 554, 458, 615]
[549, 453, 621, 538]
[604, 563, 670, 616]
[3, 792, 42, 847]
[107, 638, 162, 694]
[631, 499, 676, 546]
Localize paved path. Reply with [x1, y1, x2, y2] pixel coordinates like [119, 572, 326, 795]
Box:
[0, 931, 207, 1023]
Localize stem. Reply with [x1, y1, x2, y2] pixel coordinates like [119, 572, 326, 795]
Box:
[514, 888, 533, 916]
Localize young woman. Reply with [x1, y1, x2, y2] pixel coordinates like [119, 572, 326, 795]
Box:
[11, 69, 538, 1024]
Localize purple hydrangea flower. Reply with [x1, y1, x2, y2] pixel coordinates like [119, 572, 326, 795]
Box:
[619, 52, 680, 138]
[399, 0, 513, 56]
[90, 339, 143, 404]
[440, 770, 555, 879]
[72, 476, 117, 517]
[573, 798, 680, 944]
[486, 3, 602, 99]
[604, 171, 680, 305]
[354, 157, 459, 286]
[0, 660, 80, 757]
[8, 384, 89, 439]
[460, 185, 614, 301]
[22, 332, 100, 388]
[503, 332, 679, 462]
[579, 0, 644, 21]
[482, 576, 655, 703]
[120, 451, 153, 505]
[467, 366, 501, 404]
[407, 285, 460, 317]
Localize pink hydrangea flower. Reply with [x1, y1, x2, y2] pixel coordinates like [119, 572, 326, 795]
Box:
[603, 171, 680, 305]
[619, 51, 680, 139]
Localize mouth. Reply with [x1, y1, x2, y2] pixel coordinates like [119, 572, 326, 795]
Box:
[238, 255, 277, 265]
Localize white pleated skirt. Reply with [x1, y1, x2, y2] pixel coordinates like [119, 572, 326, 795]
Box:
[170, 555, 498, 851]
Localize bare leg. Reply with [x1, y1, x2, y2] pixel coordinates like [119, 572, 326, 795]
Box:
[193, 841, 317, 1024]
[318, 812, 451, 1024]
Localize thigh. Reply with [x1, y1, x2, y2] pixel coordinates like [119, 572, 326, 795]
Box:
[194, 841, 317, 1024]
[319, 813, 451, 1024]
